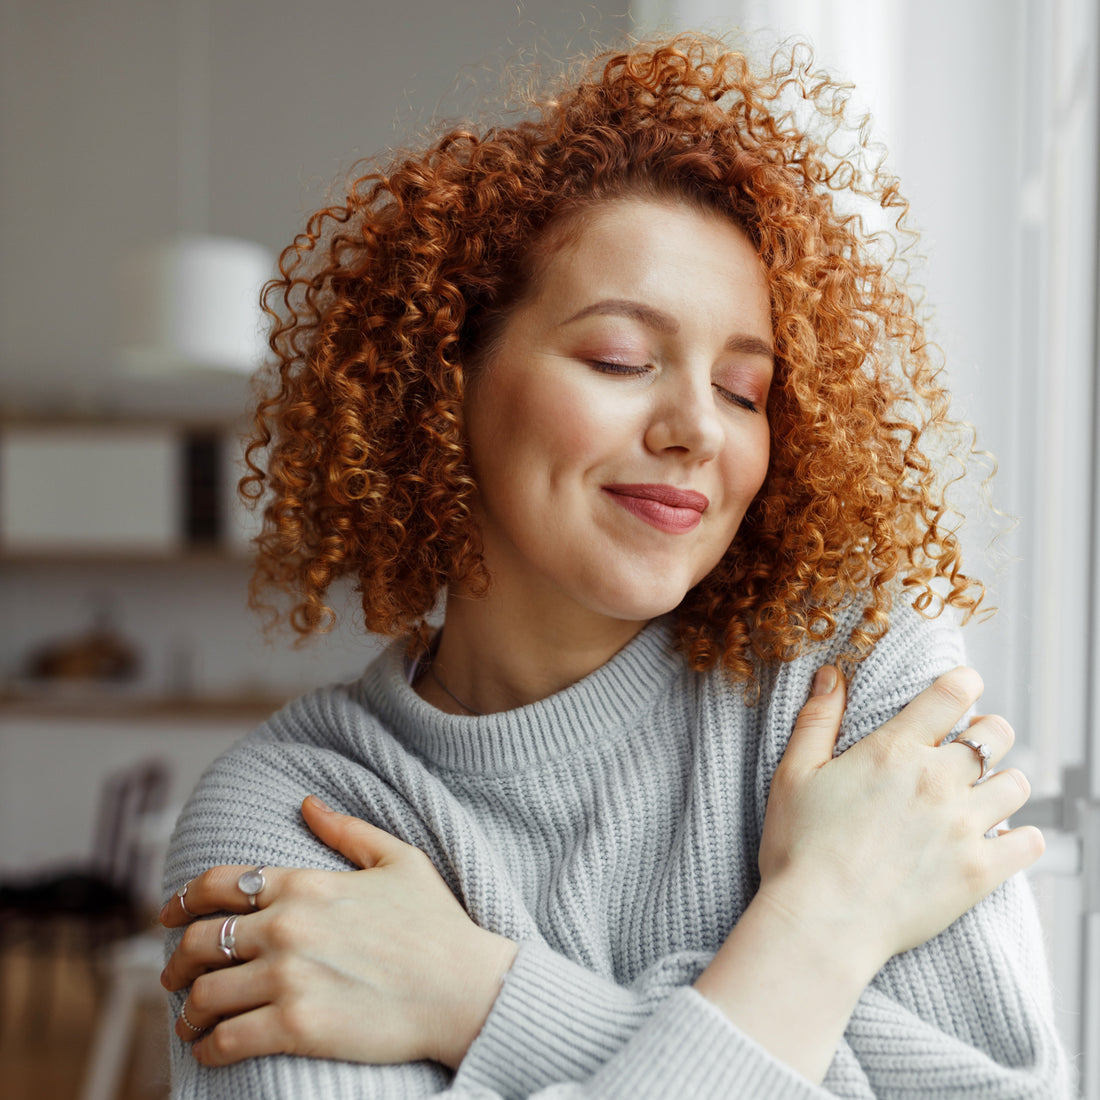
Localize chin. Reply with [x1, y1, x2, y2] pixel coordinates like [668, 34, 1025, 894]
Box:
[585, 581, 695, 624]
[587, 554, 724, 621]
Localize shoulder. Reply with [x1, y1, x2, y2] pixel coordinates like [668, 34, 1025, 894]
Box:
[163, 641, 429, 890]
[728, 593, 968, 761]
[831, 595, 967, 752]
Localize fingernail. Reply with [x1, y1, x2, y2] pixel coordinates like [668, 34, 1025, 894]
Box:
[159, 902, 169, 923]
[309, 795, 333, 813]
[812, 666, 837, 696]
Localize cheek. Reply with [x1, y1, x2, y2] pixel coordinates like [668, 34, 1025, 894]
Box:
[725, 425, 771, 501]
[480, 377, 630, 474]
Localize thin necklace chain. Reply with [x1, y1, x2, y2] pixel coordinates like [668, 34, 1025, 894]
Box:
[428, 661, 484, 716]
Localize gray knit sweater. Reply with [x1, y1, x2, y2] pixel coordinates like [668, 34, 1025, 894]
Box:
[164, 600, 1071, 1098]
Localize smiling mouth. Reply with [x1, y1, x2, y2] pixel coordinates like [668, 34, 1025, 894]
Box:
[602, 483, 708, 534]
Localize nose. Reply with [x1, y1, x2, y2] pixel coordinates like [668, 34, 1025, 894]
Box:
[643, 372, 724, 462]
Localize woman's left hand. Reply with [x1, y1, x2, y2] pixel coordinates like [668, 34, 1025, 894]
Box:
[160, 796, 518, 1070]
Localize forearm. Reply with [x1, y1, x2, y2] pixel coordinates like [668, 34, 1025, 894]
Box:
[435, 930, 519, 1070]
[454, 938, 832, 1098]
[693, 887, 880, 1085]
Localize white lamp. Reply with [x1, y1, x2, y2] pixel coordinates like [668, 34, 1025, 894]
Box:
[118, 0, 274, 378]
[118, 235, 273, 375]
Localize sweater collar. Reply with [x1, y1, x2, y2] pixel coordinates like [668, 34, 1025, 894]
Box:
[360, 617, 683, 774]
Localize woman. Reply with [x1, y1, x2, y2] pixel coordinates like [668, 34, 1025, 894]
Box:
[159, 35, 1071, 1097]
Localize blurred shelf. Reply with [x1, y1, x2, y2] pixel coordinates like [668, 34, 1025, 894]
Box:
[0, 548, 252, 566]
[0, 687, 287, 723]
[0, 420, 261, 562]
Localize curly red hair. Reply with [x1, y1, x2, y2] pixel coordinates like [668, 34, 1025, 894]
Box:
[244, 33, 985, 680]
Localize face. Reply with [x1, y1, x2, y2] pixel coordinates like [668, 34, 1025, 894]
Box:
[463, 197, 773, 629]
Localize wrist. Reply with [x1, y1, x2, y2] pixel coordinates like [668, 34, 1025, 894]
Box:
[435, 931, 518, 1070]
[753, 872, 890, 985]
[694, 885, 881, 1084]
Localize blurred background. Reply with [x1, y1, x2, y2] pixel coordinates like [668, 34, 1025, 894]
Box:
[0, 0, 1097, 1097]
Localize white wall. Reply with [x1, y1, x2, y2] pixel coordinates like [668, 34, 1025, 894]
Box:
[0, 0, 629, 414]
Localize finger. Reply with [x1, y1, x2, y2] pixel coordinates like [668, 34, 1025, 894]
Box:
[982, 824, 1046, 883]
[176, 1000, 210, 1042]
[942, 715, 1014, 789]
[166, 878, 201, 924]
[779, 665, 848, 773]
[300, 795, 411, 869]
[174, 960, 270, 1042]
[193, 1003, 295, 1067]
[956, 712, 1014, 759]
[162, 865, 283, 927]
[881, 666, 984, 748]
[937, 825, 1045, 909]
[969, 767, 1032, 829]
[162, 913, 260, 992]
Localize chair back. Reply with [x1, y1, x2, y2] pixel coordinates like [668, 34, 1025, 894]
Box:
[91, 758, 171, 905]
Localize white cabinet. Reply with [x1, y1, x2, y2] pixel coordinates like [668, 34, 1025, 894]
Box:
[1, 425, 181, 554]
[0, 419, 256, 560]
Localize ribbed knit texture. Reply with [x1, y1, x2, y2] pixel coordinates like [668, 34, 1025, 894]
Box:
[164, 600, 1072, 1098]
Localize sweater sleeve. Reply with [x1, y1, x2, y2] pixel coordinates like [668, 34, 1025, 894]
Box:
[825, 871, 1072, 1097]
[454, 602, 1074, 1099]
[454, 881, 1072, 1099]
[452, 941, 828, 1098]
[449, 893, 1073, 1100]
[164, 737, 826, 1100]
[165, 796, 827, 1100]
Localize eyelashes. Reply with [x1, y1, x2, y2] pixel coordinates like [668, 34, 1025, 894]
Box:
[715, 388, 760, 413]
[588, 360, 762, 413]
[590, 360, 649, 376]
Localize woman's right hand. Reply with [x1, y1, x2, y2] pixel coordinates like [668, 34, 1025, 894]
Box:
[160, 799, 517, 1071]
[756, 663, 1044, 975]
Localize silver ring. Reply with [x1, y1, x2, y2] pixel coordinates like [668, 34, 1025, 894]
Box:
[179, 1004, 205, 1034]
[176, 879, 196, 917]
[237, 866, 267, 909]
[955, 737, 992, 783]
[219, 914, 240, 962]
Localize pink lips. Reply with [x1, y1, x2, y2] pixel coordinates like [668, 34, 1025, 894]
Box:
[602, 483, 709, 534]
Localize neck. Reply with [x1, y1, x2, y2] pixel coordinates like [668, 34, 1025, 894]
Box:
[418, 589, 649, 716]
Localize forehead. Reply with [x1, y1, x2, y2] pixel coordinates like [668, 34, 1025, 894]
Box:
[520, 197, 772, 335]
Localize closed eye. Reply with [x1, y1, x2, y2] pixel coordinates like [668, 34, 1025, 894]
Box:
[713, 385, 761, 413]
[589, 360, 651, 377]
[590, 361, 763, 412]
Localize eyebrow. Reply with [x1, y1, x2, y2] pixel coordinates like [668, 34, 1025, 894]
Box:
[561, 298, 774, 362]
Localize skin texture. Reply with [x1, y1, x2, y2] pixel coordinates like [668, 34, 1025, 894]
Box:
[693, 665, 1040, 1082]
[249, 38, 989, 673]
[423, 198, 773, 716]
[161, 198, 1043, 1083]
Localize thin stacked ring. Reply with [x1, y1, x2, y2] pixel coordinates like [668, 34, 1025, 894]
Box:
[219, 914, 241, 962]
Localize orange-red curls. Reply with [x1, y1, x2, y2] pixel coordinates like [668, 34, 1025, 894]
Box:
[243, 32, 985, 677]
